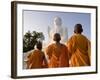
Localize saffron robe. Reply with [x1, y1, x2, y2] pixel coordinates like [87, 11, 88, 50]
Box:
[27, 49, 48, 69]
[46, 43, 69, 68]
[67, 34, 91, 67]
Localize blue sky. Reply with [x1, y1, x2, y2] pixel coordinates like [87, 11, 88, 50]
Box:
[23, 10, 91, 43]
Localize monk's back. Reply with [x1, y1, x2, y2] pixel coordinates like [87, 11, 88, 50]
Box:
[73, 34, 88, 52]
[47, 43, 69, 68]
[29, 50, 44, 68]
[68, 34, 90, 66]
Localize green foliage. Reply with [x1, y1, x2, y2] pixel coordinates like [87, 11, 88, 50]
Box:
[23, 31, 45, 52]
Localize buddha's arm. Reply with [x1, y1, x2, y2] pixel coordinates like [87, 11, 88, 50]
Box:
[62, 27, 68, 42]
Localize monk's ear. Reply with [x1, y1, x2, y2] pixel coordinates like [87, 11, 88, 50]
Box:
[81, 28, 83, 33]
[59, 37, 61, 41]
[53, 37, 55, 41]
[74, 30, 76, 33]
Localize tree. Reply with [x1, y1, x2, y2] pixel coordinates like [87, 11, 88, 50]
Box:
[23, 31, 45, 52]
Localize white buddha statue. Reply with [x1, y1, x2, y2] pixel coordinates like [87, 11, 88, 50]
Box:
[48, 16, 68, 44]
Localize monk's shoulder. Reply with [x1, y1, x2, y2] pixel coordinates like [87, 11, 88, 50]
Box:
[48, 43, 55, 48]
[32, 49, 37, 53]
[68, 34, 76, 42]
[31, 50, 37, 55]
[27, 53, 32, 58]
[34, 50, 43, 57]
[79, 34, 90, 42]
[81, 34, 88, 39]
[60, 43, 67, 48]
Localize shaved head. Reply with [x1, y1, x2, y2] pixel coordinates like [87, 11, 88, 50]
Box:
[53, 33, 61, 42]
[74, 24, 83, 34]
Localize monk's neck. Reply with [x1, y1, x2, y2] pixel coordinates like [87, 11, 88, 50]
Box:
[55, 42, 60, 44]
[36, 48, 42, 51]
[75, 33, 81, 35]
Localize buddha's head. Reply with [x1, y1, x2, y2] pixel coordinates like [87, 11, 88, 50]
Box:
[54, 16, 62, 26]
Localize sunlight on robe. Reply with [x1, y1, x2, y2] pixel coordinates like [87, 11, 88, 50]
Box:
[46, 43, 69, 68]
[67, 34, 91, 67]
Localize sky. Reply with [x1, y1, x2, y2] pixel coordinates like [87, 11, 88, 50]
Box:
[23, 10, 91, 43]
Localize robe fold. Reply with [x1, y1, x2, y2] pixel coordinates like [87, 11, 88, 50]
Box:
[67, 34, 91, 67]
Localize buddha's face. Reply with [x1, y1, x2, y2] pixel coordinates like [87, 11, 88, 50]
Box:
[54, 17, 62, 26]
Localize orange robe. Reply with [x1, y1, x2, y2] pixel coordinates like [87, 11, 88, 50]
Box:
[46, 43, 69, 68]
[67, 34, 91, 67]
[27, 49, 47, 69]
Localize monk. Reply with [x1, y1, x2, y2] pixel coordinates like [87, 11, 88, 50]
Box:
[26, 41, 48, 69]
[46, 33, 69, 68]
[67, 24, 91, 67]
